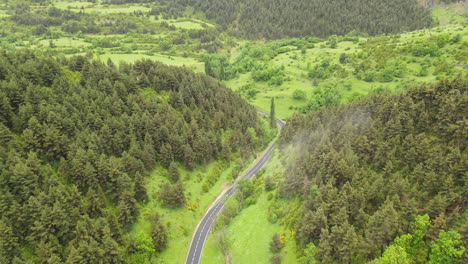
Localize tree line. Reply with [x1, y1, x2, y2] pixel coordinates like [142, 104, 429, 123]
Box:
[0, 50, 264, 263]
[164, 0, 434, 39]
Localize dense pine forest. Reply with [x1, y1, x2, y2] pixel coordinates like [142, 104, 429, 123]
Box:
[0, 50, 266, 263]
[166, 0, 435, 39]
[276, 77, 467, 263]
[64, 0, 437, 39]
[0, 0, 466, 263]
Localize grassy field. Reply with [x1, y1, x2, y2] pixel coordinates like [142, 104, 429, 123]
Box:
[98, 53, 205, 72]
[170, 19, 214, 30]
[0, 1, 466, 262]
[53, 0, 94, 10]
[202, 149, 298, 264]
[82, 6, 152, 14]
[223, 19, 467, 118]
[126, 114, 276, 263]
[40, 38, 91, 48]
[0, 0, 227, 76]
[129, 160, 239, 263]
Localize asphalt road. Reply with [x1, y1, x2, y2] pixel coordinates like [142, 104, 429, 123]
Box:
[185, 111, 285, 264]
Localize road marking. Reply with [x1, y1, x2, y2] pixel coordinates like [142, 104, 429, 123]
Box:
[191, 201, 224, 264]
[185, 112, 285, 264]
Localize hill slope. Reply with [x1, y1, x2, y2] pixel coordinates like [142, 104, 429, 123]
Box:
[0, 51, 265, 263]
[278, 77, 467, 262]
[181, 0, 434, 39]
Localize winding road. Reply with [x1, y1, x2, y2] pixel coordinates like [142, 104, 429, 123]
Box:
[185, 111, 285, 264]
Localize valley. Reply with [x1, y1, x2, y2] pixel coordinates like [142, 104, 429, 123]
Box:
[0, 0, 466, 264]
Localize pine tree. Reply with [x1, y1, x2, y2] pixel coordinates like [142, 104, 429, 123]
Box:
[134, 172, 148, 202]
[150, 213, 167, 252]
[182, 144, 194, 171]
[270, 97, 276, 128]
[168, 162, 180, 183]
[158, 182, 185, 208]
[0, 219, 19, 264]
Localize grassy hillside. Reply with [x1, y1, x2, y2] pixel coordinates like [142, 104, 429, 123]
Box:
[0, 0, 230, 71]
[222, 20, 467, 118]
[0, 2, 465, 119]
[0, 1, 466, 263]
[201, 6, 467, 263]
[205, 76, 467, 264]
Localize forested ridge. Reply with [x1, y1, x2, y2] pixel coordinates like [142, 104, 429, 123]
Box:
[163, 0, 435, 39]
[276, 77, 467, 263]
[0, 50, 265, 263]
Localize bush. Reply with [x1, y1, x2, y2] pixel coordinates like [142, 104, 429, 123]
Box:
[268, 75, 284, 86]
[158, 182, 185, 208]
[270, 255, 281, 264]
[292, 89, 307, 100]
[239, 84, 259, 100]
[252, 65, 284, 82]
[221, 198, 240, 225]
[270, 233, 285, 253]
[264, 176, 275, 191]
[418, 66, 429, 77]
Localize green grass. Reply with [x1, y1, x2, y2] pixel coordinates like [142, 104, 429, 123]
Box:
[127, 114, 276, 263]
[40, 38, 91, 48]
[53, 0, 94, 10]
[202, 236, 225, 263]
[97, 53, 205, 72]
[432, 3, 467, 26]
[223, 18, 467, 118]
[130, 160, 241, 263]
[0, 10, 8, 18]
[171, 21, 207, 30]
[202, 150, 298, 264]
[218, 193, 284, 264]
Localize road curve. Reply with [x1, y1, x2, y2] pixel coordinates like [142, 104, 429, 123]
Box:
[185, 111, 285, 264]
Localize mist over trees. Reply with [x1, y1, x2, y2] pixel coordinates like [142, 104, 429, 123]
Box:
[278, 77, 467, 262]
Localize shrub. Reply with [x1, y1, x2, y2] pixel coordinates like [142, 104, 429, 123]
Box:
[270, 233, 285, 253]
[270, 255, 281, 264]
[292, 89, 307, 100]
[159, 182, 185, 208]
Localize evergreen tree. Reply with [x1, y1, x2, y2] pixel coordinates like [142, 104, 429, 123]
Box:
[168, 162, 180, 183]
[0, 50, 267, 262]
[270, 97, 276, 128]
[158, 182, 185, 208]
[0, 219, 19, 264]
[149, 213, 167, 252]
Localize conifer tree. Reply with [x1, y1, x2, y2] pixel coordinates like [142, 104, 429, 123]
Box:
[270, 97, 276, 129]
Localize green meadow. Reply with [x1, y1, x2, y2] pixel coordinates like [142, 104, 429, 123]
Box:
[202, 149, 299, 264]
[128, 160, 238, 263]
[0, 0, 466, 262]
[126, 112, 276, 263]
[98, 53, 205, 72]
[222, 20, 467, 118]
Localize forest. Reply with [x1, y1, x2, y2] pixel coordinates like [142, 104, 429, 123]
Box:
[62, 0, 437, 39]
[0, 0, 465, 263]
[275, 76, 467, 263]
[0, 50, 267, 263]
[165, 0, 435, 39]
